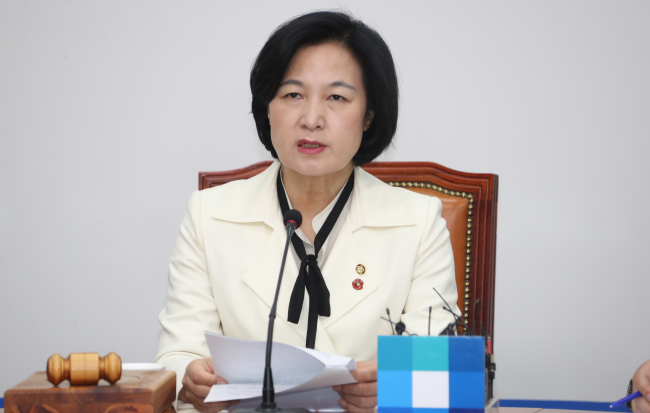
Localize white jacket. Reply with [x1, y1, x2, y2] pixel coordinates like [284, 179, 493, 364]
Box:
[154, 160, 459, 408]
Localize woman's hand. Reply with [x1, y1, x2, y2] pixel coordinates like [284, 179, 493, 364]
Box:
[333, 360, 377, 413]
[179, 358, 240, 413]
[632, 360, 650, 413]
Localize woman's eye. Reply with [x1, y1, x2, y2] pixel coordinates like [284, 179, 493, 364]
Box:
[286, 92, 301, 99]
[330, 94, 345, 101]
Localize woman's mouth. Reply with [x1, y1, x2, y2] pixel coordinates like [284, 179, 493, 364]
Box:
[297, 140, 326, 154]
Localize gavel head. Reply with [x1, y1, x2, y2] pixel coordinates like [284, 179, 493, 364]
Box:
[46, 352, 122, 386]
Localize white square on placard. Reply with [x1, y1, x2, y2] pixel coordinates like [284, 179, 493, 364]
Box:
[412, 371, 449, 408]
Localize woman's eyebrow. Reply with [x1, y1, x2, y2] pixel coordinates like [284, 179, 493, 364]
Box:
[279, 79, 357, 91]
[329, 81, 356, 91]
[279, 79, 303, 87]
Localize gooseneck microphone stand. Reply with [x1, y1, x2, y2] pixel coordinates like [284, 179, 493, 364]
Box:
[238, 209, 310, 413]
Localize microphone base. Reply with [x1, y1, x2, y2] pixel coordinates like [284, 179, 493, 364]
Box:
[233, 408, 311, 413]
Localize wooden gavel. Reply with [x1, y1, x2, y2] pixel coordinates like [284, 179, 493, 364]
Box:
[46, 352, 122, 386]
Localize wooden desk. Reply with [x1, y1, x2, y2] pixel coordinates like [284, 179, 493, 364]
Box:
[0, 398, 627, 413]
[490, 399, 629, 413]
[0, 407, 174, 413]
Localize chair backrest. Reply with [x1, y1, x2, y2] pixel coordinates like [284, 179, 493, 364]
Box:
[199, 161, 498, 339]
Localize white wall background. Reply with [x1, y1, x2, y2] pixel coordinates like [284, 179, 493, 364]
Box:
[1, 0, 649, 403]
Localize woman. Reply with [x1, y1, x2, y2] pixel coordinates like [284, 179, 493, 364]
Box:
[155, 11, 459, 413]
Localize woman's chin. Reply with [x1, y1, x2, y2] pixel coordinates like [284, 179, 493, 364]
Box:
[283, 163, 327, 178]
[282, 158, 352, 179]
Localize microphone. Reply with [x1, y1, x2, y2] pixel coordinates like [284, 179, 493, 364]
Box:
[386, 308, 395, 335]
[284, 209, 302, 231]
[237, 209, 309, 413]
[432, 286, 470, 336]
[381, 308, 417, 336]
[473, 298, 481, 336]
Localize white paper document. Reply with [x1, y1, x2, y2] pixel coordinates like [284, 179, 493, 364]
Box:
[204, 332, 357, 411]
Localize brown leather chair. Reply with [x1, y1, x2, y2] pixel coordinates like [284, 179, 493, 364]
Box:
[199, 161, 498, 340]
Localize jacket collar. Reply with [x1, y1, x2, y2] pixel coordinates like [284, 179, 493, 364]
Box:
[210, 161, 284, 230]
[210, 160, 417, 231]
[349, 164, 417, 230]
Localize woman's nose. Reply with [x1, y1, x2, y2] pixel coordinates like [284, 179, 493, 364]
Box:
[299, 99, 325, 130]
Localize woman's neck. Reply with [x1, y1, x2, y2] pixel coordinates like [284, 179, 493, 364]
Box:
[281, 162, 354, 242]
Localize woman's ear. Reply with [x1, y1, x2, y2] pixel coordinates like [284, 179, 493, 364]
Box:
[363, 110, 375, 131]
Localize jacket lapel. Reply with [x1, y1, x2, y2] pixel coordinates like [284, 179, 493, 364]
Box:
[211, 161, 308, 341]
[319, 219, 376, 329]
[320, 167, 417, 330]
[240, 221, 309, 342]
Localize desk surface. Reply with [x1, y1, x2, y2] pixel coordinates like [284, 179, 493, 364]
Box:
[498, 400, 627, 412]
[492, 399, 628, 413]
[498, 408, 616, 413]
[0, 408, 624, 413]
[0, 408, 174, 413]
[0, 399, 628, 413]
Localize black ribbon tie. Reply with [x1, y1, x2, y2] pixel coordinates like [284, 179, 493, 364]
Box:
[276, 168, 354, 349]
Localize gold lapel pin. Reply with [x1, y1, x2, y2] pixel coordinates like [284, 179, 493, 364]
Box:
[356, 264, 365, 275]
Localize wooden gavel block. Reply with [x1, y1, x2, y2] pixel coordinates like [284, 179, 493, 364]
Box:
[46, 352, 122, 385]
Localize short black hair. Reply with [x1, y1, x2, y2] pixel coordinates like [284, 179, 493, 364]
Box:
[250, 11, 399, 166]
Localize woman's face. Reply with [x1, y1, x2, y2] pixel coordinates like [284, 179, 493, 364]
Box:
[268, 42, 372, 178]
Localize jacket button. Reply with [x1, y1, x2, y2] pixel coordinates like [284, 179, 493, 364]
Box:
[356, 264, 366, 274]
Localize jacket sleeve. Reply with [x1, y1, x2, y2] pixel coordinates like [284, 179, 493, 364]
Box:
[154, 190, 223, 409]
[401, 195, 460, 336]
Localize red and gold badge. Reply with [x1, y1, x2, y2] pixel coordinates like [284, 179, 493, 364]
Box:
[352, 278, 364, 290]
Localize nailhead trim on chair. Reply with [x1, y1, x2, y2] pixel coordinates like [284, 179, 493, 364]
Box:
[388, 181, 474, 325]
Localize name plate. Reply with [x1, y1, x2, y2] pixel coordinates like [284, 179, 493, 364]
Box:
[378, 335, 485, 413]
